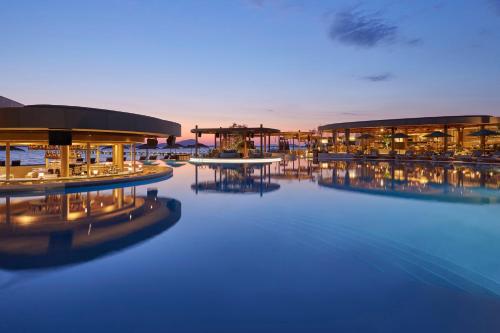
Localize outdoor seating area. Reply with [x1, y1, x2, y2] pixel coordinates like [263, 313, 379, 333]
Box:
[0, 104, 180, 187]
[190, 124, 281, 162]
[317, 115, 499, 164]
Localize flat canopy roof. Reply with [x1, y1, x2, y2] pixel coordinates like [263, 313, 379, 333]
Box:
[318, 115, 498, 132]
[0, 104, 181, 137]
[191, 127, 280, 134]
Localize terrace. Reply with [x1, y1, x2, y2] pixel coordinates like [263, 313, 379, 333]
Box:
[0, 104, 181, 190]
[317, 115, 499, 163]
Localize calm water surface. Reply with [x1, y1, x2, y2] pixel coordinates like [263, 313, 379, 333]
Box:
[0, 160, 499, 332]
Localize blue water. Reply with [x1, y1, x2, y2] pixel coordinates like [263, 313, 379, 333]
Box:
[0, 160, 499, 332]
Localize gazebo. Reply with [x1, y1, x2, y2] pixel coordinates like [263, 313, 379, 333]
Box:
[190, 124, 280, 158]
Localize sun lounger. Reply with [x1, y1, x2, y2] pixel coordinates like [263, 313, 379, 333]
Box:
[432, 151, 454, 162]
[456, 150, 482, 162]
[477, 151, 500, 163]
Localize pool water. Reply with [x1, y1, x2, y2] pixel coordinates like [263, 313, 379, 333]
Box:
[0, 160, 499, 332]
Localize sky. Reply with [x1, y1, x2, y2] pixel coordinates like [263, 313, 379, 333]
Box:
[1, 0, 499, 140]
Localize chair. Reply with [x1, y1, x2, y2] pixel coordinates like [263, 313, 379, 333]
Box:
[11, 160, 21, 166]
[0, 160, 5, 167]
[106, 157, 113, 162]
[91, 157, 96, 164]
[139, 155, 147, 161]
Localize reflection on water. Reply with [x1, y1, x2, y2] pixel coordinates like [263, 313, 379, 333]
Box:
[192, 164, 280, 196]
[0, 186, 181, 270]
[318, 161, 499, 204]
[0, 160, 500, 332]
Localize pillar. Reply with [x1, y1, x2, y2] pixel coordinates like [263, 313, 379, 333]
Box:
[391, 127, 395, 152]
[116, 144, 124, 172]
[332, 131, 336, 153]
[268, 135, 271, 152]
[443, 125, 449, 153]
[60, 145, 70, 177]
[260, 124, 264, 157]
[132, 143, 136, 173]
[457, 127, 464, 149]
[345, 129, 350, 153]
[5, 142, 11, 180]
[243, 132, 248, 158]
[86, 143, 91, 178]
[404, 128, 408, 150]
[195, 125, 199, 157]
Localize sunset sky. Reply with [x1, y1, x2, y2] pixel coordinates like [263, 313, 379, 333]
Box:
[1, 0, 499, 140]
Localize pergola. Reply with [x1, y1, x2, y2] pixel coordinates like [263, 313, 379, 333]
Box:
[0, 104, 180, 181]
[191, 125, 280, 158]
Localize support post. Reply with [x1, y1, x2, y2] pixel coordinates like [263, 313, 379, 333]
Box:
[195, 125, 199, 157]
[391, 127, 395, 152]
[443, 125, 448, 153]
[132, 143, 136, 173]
[5, 142, 11, 180]
[260, 124, 263, 157]
[118, 144, 124, 172]
[457, 127, 464, 150]
[345, 129, 350, 153]
[60, 145, 70, 177]
[86, 142, 91, 178]
[243, 132, 248, 158]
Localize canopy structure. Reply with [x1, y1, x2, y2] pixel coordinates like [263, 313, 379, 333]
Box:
[0, 104, 181, 182]
[190, 124, 280, 158]
[318, 115, 499, 154]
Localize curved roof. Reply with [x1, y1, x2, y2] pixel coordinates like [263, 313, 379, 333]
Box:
[0, 104, 181, 137]
[319, 115, 498, 132]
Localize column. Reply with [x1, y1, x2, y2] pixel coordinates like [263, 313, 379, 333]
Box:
[96, 146, 100, 165]
[443, 125, 448, 153]
[345, 129, 350, 153]
[243, 132, 248, 158]
[332, 131, 336, 153]
[5, 142, 11, 180]
[195, 125, 199, 157]
[132, 143, 136, 173]
[112, 144, 117, 167]
[404, 128, 408, 151]
[116, 144, 124, 172]
[86, 143, 91, 178]
[60, 145, 70, 177]
[457, 127, 464, 149]
[260, 124, 263, 157]
[391, 127, 395, 152]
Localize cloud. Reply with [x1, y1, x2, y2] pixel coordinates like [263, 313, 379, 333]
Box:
[360, 73, 393, 82]
[328, 8, 398, 47]
[407, 38, 423, 46]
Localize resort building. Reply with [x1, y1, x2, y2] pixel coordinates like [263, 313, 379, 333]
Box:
[0, 104, 180, 188]
[318, 115, 499, 159]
